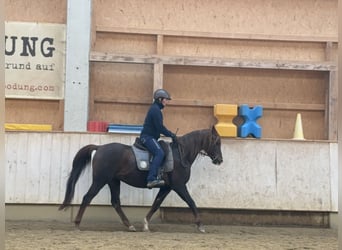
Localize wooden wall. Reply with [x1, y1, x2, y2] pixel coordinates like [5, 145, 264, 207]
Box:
[93, 0, 337, 37]
[5, 0, 338, 140]
[90, 0, 338, 140]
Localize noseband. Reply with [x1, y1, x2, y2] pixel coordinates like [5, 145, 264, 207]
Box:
[200, 132, 221, 162]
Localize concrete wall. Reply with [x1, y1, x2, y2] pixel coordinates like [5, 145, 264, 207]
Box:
[5, 132, 337, 212]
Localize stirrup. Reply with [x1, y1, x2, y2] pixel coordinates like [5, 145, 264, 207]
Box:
[147, 179, 165, 189]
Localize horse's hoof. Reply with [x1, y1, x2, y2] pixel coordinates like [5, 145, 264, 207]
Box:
[197, 225, 206, 233]
[142, 218, 150, 232]
[128, 225, 136, 232]
[58, 204, 68, 211]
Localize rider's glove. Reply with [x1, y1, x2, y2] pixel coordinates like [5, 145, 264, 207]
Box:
[171, 133, 178, 144]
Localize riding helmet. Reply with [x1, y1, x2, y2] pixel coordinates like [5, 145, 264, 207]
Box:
[153, 89, 171, 100]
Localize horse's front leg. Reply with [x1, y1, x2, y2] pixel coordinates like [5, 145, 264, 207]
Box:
[143, 187, 171, 232]
[174, 185, 205, 233]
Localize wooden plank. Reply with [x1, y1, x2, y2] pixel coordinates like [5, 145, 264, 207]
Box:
[90, 0, 97, 50]
[94, 97, 325, 111]
[157, 34, 164, 54]
[38, 133, 53, 202]
[94, 97, 151, 105]
[5, 133, 18, 203]
[325, 42, 334, 61]
[25, 133, 42, 202]
[59, 134, 73, 202]
[90, 52, 159, 64]
[324, 42, 337, 141]
[327, 71, 338, 140]
[49, 133, 63, 203]
[153, 63, 163, 91]
[90, 52, 336, 71]
[154, 34, 164, 90]
[57, 100, 64, 130]
[96, 26, 338, 43]
[14, 133, 29, 202]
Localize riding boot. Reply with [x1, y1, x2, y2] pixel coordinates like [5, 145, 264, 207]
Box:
[141, 137, 165, 188]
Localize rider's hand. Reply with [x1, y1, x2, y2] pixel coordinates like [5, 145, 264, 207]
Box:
[171, 133, 178, 144]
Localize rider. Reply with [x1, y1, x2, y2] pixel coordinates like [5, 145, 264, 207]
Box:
[140, 89, 177, 189]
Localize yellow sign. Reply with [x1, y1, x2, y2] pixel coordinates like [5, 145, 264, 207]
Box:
[5, 22, 66, 99]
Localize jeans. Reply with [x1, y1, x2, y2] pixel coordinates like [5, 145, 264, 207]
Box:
[140, 136, 165, 182]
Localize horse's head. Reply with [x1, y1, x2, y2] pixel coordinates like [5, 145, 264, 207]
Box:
[204, 126, 223, 165]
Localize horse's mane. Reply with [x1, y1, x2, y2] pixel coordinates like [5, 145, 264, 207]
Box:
[178, 128, 210, 145]
[176, 128, 212, 167]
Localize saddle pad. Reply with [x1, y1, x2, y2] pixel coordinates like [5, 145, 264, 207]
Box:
[132, 144, 174, 172]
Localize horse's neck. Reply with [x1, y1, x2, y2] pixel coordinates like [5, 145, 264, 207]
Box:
[180, 130, 209, 164]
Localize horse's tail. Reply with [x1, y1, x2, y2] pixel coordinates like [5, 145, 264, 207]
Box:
[59, 144, 99, 210]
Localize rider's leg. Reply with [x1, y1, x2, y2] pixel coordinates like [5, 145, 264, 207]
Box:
[142, 138, 165, 184]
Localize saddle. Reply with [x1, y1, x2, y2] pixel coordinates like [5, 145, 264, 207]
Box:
[132, 137, 173, 172]
[133, 137, 170, 155]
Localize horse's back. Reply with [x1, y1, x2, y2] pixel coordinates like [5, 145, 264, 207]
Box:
[91, 142, 145, 185]
[94, 142, 132, 159]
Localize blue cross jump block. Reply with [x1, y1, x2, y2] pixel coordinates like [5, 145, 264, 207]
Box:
[238, 104, 263, 138]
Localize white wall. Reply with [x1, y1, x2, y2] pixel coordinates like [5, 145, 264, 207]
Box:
[5, 132, 338, 212]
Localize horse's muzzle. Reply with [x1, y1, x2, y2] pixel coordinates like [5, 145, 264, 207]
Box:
[212, 156, 223, 165]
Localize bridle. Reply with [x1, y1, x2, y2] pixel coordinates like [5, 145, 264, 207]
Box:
[200, 132, 221, 163]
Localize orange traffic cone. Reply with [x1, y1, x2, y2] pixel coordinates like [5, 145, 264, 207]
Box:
[293, 113, 305, 140]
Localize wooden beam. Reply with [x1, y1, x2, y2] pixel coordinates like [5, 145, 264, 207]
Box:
[94, 97, 325, 111]
[90, 2, 97, 50]
[94, 97, 151, 106]
[153, 35, 164, 91]
[96, 26, 338, 43]
[325, 42, 334, 61]
[90, 52, 336, 71]
[323, 40, 338, 140]
[90, 52, 160, 64]
[153, 63, 163, 91]
[327, 70, 338, 140]
[156, 34, 164, 54]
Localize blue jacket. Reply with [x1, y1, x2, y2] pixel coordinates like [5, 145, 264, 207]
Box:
[140, 101, 173, 140]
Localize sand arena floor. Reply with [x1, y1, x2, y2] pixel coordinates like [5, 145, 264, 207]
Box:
[5, 220, 337, 250]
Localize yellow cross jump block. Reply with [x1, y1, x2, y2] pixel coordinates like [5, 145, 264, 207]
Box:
[214, 104, 237, 137]
[5, 123, 52, 131]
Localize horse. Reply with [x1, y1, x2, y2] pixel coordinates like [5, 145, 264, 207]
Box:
[59, 126, 223, 233]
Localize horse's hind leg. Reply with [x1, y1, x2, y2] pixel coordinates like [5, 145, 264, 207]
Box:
[108, 180, 136, 232]
[74, 181, 106, 228]
[143, 187, 171, 232]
